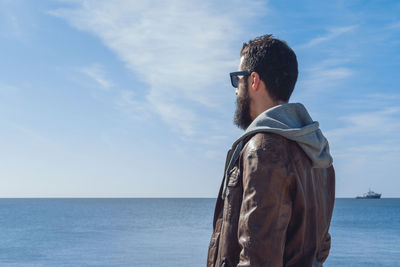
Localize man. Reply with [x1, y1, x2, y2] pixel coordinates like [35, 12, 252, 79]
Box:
[207, 35, 335, 267]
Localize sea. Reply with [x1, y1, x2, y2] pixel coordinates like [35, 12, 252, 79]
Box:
[0, 198, 399, 267]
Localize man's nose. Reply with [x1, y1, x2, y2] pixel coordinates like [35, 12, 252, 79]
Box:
[235, 88, 238, 95]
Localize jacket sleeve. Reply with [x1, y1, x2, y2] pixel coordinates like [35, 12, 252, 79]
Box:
[237, 134, 292, 267]
[316, 231, 331, 264]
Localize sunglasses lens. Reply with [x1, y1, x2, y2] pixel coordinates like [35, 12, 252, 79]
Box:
[231, 75, 238, 88]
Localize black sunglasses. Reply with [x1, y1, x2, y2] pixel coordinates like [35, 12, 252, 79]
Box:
[229, 71, 251, 88]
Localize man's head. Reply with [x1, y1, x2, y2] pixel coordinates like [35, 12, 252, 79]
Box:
[233, 35, 298, 129]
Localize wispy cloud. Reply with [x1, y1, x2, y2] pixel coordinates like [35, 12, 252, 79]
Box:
[114, 90, 151, 121]
[300, 65, 352, 92]
[0, 1, 36, 42]
[295, 58, 353, 99]
[327, 91, 400, 139]
[78, 64, 154, 124]
[294, 25, 359, 98]
[8, 14, 25, 40]
[49, 0, 265, 136]
[325, 95, 400, 197]
[327, 107, 400, 145]
[0, 82, 20, 95]
[326, 94, 400, 161]
[79, 64, 114, 91]
[297, 25, 358, 49]
[346, 93, 400, 107]
[387, 21, 400, 30]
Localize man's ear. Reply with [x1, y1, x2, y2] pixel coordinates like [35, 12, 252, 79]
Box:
[250, 72, 261, 92]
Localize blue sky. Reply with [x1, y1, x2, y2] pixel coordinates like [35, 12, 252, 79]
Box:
[0, 0, 399, 197]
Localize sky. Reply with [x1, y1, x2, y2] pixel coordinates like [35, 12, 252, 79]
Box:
[0, 0, 399, 197]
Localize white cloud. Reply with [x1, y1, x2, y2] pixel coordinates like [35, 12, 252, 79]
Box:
[204, 149, 221, 160]
[327, 105, 400, 152]
[325, 98, 400, 197]
[0, 82, 20, 94]
[346, 93, 400, 106]
[294, 25, 358, 98]
[0, 1, 39, 42]
[79, 64, 114, 91]
[49, 0, 266, 136]
[114, 90, 149, 121]
[295, 60, 353, 99]
[8, 14, 25, 39]
[387, 21, 400, 30]
[297, 25, 358, 49]
[301, 66, 352, 91]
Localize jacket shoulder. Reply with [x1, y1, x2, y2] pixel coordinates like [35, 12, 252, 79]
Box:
[244, 132, 290, 153]
[239, 132, 292, 167]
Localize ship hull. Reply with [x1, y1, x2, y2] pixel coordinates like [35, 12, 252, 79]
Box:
[356, 194, 381, 199]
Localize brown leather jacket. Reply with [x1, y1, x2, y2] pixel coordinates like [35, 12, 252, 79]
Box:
[207, 133, 335, 267]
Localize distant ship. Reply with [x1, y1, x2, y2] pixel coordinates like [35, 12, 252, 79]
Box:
[356, 189, 381, 199]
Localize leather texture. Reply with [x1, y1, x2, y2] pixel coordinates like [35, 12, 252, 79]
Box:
[207, 133, 335, 267]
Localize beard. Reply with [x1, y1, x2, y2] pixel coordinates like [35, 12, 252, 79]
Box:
[234, 82, 252, 130]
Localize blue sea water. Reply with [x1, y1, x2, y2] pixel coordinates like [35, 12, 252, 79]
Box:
[0, 198, 399, 267]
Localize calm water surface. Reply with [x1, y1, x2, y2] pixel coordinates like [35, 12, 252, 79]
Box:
[0, 198, 399, 266]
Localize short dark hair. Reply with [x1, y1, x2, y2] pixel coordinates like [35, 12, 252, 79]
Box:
[240, 34, 298, 102]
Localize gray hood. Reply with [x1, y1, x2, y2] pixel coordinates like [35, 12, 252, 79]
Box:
[232, 102, 333, 168]
[222, 103, 332, 199]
